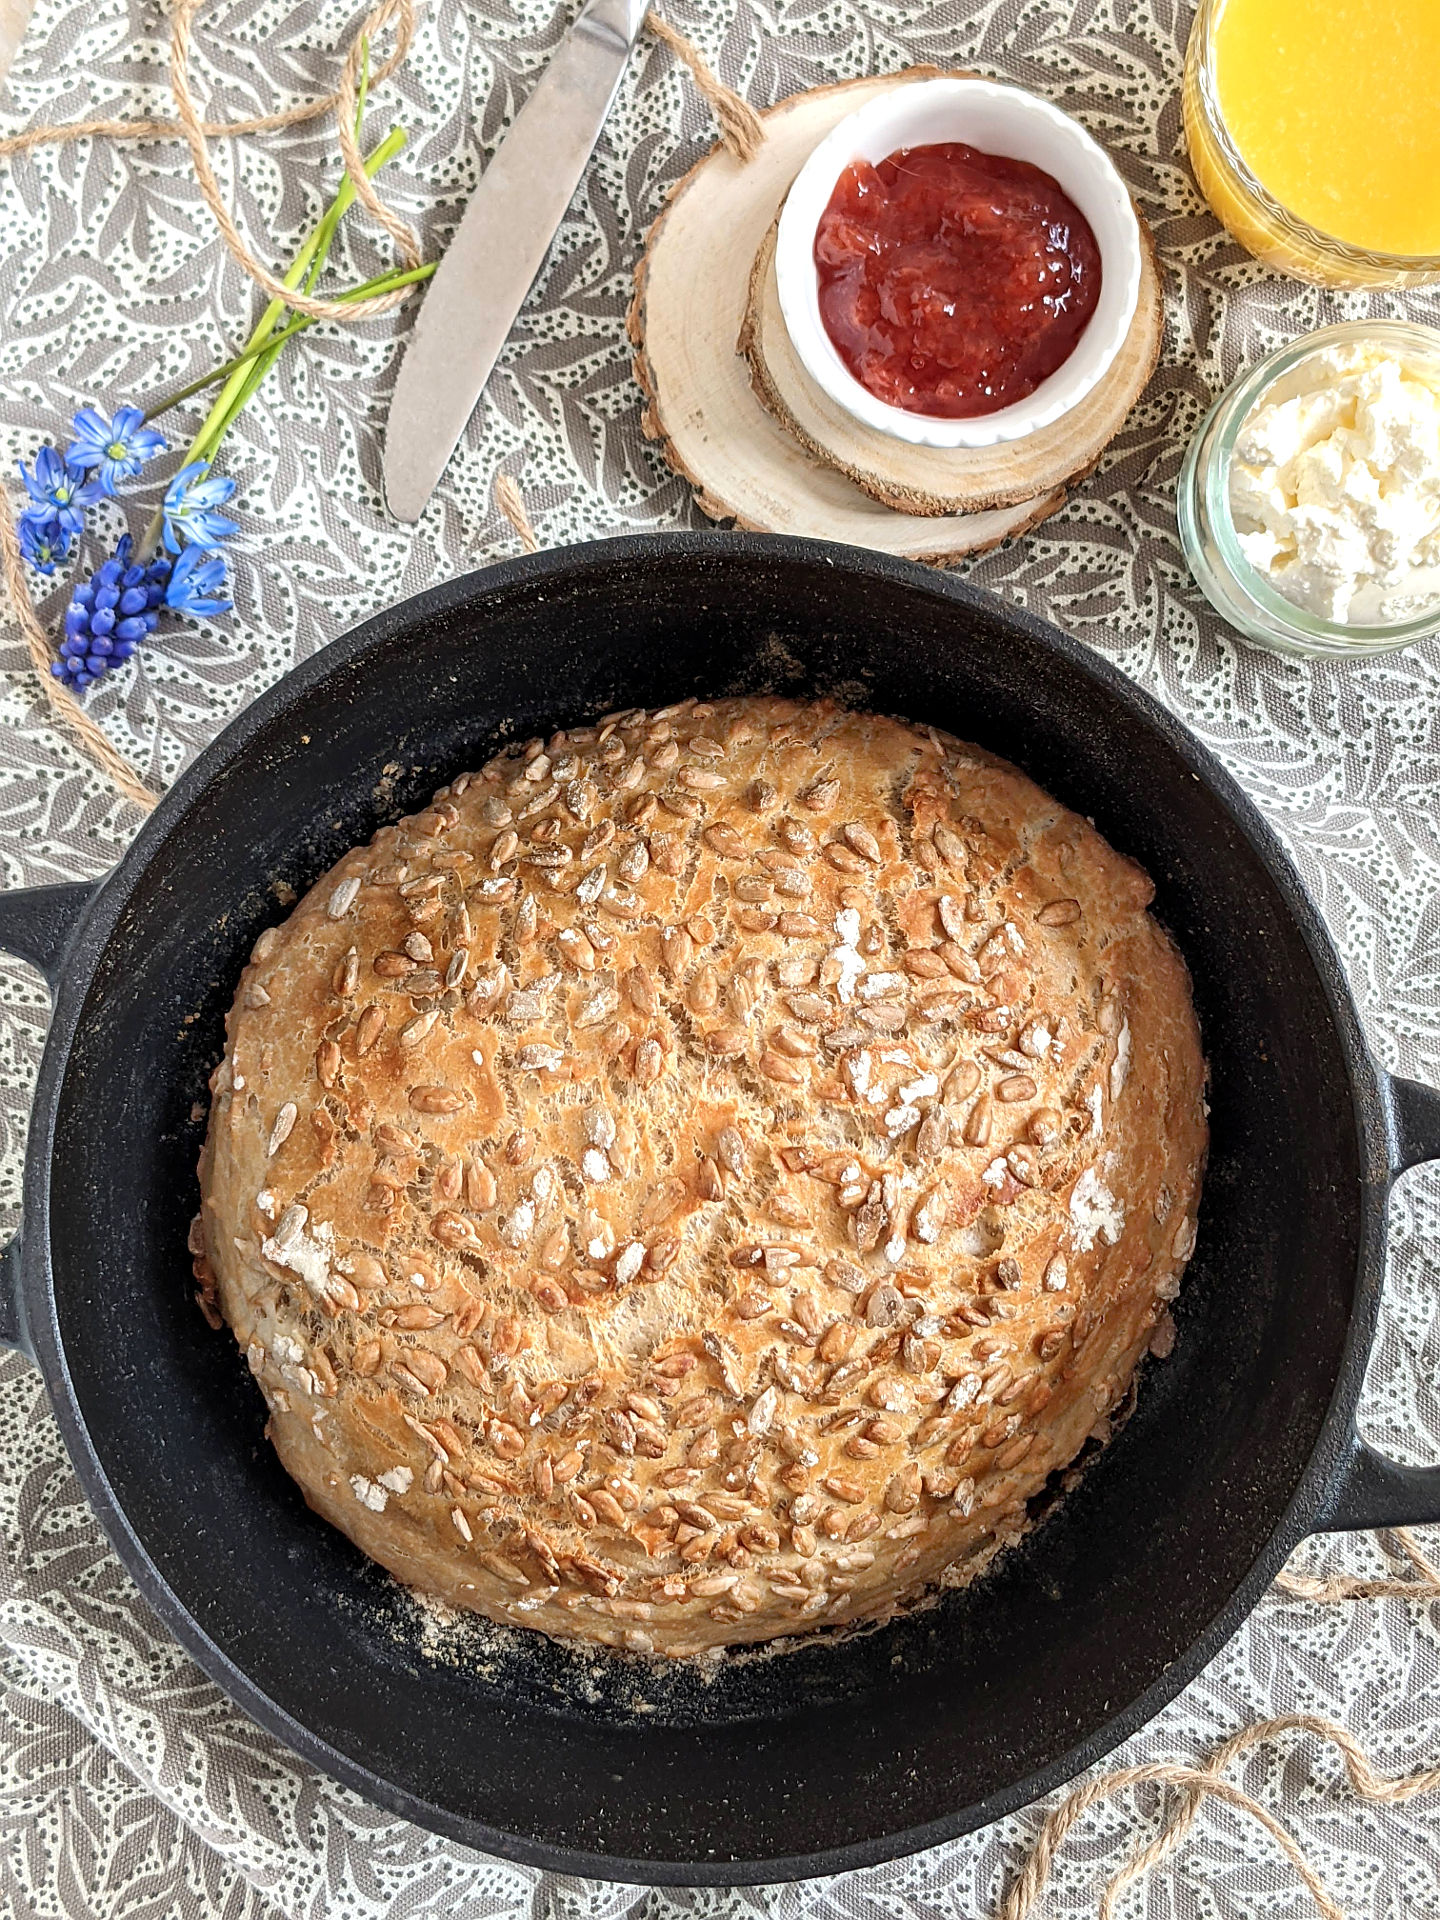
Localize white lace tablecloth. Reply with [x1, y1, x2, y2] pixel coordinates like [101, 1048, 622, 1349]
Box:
[1, 0, 1439, 1913]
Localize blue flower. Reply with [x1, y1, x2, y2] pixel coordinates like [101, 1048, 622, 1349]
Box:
[161, 461, 238, 555]
[18, 445, 103, 537]
[18, 511, 71, 575]
[164, 543, 232, 618]
[66, 405, 167, 493]
[52, 534, 171, 693]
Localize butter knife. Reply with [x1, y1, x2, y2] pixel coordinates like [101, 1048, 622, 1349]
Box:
[383, 0, 649, 522]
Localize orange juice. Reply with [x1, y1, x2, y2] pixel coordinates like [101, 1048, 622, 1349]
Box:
[1206, 0, 1440, 259]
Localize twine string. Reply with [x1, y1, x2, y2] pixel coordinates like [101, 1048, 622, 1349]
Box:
[1090, 1712, 1440, 1920]
[0, 5, 417, 158]
[495, 473, 540, 552]
[0, 482, 159, 810]
[644, 11, 763, 162]
[1004, 1528, 1440, 1920]
[1275, 1525, 1440, 1603]
[998, 1761, 1346, 1920]
[331, 0, 423, 267]
[167, 0, 422, 323]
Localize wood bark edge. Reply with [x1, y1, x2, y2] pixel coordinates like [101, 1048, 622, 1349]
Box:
[738, 213, 1166, 517]
[628, 68, 1144, 558]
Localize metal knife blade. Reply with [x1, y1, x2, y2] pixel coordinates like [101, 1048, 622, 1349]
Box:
[383, 0, 648, 522]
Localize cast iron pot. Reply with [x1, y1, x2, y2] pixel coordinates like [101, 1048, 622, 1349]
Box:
[0, 535, 1437, 1883]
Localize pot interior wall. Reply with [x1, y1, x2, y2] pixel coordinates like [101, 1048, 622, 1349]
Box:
[43, 542, 1360, 1873]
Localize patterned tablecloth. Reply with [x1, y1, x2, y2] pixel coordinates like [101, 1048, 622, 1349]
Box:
[1, 0, 1439, 1913]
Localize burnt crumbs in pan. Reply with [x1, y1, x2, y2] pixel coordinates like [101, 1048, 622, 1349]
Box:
[196, 698, 1206, 1657]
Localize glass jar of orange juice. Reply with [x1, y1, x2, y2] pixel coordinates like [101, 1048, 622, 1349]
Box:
[1183, 0, 1440, 286]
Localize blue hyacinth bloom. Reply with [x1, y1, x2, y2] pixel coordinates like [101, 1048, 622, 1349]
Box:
[18, 511, 71, 575]
[18, 445, 103, 537]
[164, 543, 231, 618]
[161, 461, 238, 555]
[66, 405, 167, 493]
[52, 534, 172, 693]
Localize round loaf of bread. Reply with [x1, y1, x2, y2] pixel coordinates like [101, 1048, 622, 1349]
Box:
[197, 697, 1205, 1657]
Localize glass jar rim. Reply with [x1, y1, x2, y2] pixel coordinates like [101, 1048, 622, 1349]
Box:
[1201, 320, 1440, 647]
[1189, 0, 1440, 275]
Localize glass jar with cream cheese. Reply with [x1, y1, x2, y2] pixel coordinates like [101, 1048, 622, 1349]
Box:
[1177, 321, 1440, 659]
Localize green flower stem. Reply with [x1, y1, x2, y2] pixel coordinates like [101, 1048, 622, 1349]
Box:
[136, 58, 408, 562]
[144, 259, 437, 420]
[144, 258, 438, 422]
[188, 125, 409, 467]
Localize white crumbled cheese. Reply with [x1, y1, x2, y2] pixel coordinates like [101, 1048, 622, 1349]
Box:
[1069, 1166, 1126, 1251]
[350, 1475, 388, 1512]
[1230, 347, 1440, 624]
[830, 909, 865, 1005]
[1110, 1019, 1132, 1103]
[378, 1466, 413, 1494]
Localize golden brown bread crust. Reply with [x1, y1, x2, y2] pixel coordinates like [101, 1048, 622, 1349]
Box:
[197, 698, 1206, 1657]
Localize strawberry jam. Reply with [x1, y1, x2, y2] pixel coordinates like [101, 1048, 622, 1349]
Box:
[813, 142, 1103, 419]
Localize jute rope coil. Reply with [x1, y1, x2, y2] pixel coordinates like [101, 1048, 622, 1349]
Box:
[1000, 1721, 1440, 1920]
[0, 0, 752, 807]
[1003, 1529, 1440, 1919]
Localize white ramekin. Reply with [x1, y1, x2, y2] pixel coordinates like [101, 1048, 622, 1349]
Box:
[774, 77, 1144, 450]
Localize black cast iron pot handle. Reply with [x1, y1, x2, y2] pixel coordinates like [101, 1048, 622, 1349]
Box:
[1315, 1074, 1440, 1534]
[0, 881, 98, 1357]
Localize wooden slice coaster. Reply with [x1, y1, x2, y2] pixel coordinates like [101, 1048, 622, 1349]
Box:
[740, 210, 1165, 517]
[628, 69, 1067, 564]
